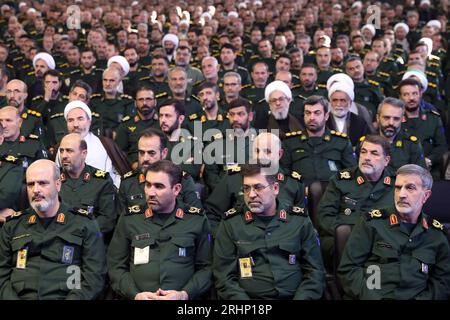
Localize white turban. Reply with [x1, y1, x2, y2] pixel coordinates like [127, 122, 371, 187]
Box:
[107, 55, 130, 76]
[418, 37, 433, 57]
[394, 22, 409, 34]
[403, 70, 428, 93]
[328, 82, 354, 101]
[327, 73, 354, 91]
[162, 33, 179, 48]
[362, 24, 376, 36]
[179, 20, 190, 27]
[352, 1, 363, 9]
[64, 100, 92, 120]
[265, 81, 292, 103]
[228, 11, 239, 18]
[33, 52, 56, 70]
[201, 12, 212, 20]
[427, 20, 442, 30]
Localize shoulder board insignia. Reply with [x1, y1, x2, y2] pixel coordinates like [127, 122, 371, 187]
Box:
[331, 130, 347, 138]
[379, 72, 389, 77]
[27, 71, 35, 76]
[27, 109, 41, 117]
[225, 207, 238, 218]
[11, 211, 23, 218]
[291, 84, 302, 89]
[240, 84, 252, 89]
[70, 69, 81, 74]
[291, 206, 307, 216]
[121, 115, 131, 122]
[339, 170, 352, 180]
[227, 165, 241, 173]
[409, 135, 418, 142]
[291, 171, 302, 181]
[193, 80, 203, 86]
[50, 113, 64, 119]
[91, 112, 100, 118]
[94, 169, 107, 178]
[120, 94, 133, 99]
[317, 84, 327, 89]
[368, 79, 379, 86]
[5, 155, 18, 163]
[285, 130, 302, 138]
[425, 71, 437, 77]
[128, 126, 136, 132]
[191, 94, 200, 102]
[90, 93, 102, 98]
[123, 170, 135, 179]
[139, 76, 150, 81]
[430, 109, 440, 116]
[32, 95, 43, 101]
[28, 134, 39, 140]
[127, 205, 142, 214]
[75, 208, 93, 218]
[155, 92, 168, 98]
[432, 219, 444, 230]
[188, 207, 203, 215]
[359, 135, 366, 142]
[428, 82, 437, 88]
[189, 113, 198, 120]
[368, 209, 384, 219]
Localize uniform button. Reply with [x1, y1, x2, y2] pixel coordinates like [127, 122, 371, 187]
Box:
[370, 194, 374, 199]
[409, 239, 412, 242]
[267, 232, 271, 236]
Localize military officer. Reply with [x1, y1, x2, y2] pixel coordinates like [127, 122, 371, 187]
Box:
[115, 86, 159, 164]
[213, 164, 325, 300]
[0, 106, 47, 169]
[240, 62, 270, 104]
[338, 164, 450, 300]
[119, 128, 202, 217]
[58, 133, 118, 238]
[107, 160, 212, 300]
[317, 135, 396, 270]
[205, 132, 306, 235]
[0, 159, 106, 299]
[281, 95, 357, 186]
[68, 48, 103, 94]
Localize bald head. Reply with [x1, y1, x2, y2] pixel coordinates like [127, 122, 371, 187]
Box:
[0, 106, 22, 141]
[59, 133, 87, 175]
[5, 80, 27, 110]
[253, 132, 283, 168]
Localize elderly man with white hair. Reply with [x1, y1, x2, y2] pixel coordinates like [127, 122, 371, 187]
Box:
[55, 100, 122, 188]
[327, 82, 374, 146]
[257, 80, 304, 139]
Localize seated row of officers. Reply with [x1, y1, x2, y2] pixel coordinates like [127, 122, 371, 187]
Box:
[0, 67, 449, 299]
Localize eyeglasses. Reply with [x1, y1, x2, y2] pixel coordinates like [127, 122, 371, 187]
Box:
[242, 184, 272, 194]
[269, 96, 289, 104]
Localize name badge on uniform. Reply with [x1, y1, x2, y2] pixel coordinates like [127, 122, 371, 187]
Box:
[134, 246, 150, 265]
[62, 246, 74, 264]
[16, 247, 28, 269]
[239, 257, 253, 278]
[328, 160, 338, 171]
[289, 254, 296, 265]
[179, 248, 186, 257]
[421, 263, 429, 274]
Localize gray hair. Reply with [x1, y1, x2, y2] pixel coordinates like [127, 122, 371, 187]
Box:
[396, 164, 433, 190]
[377, 97, 405, 115]
[223, 71, 242, 84]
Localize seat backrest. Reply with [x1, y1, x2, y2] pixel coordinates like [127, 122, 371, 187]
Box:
[334, 224, 353, 297]
[18, 183, 30, 212]
[307, 181, 329, 229]
[423, 180, 450, 223]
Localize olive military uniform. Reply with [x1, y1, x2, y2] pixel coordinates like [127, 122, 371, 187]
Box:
[59, 165, 118, 237]
[0, 134, 48, 170]
[107, 202, 212, 300]
[0, 156, 24, 212]
[90, 93, 136, 132]
[317, 166, 396, 269]
[338, 208, 450, 300]
[281, 129, 357, 185]
[213, 205, 325, 299]
[0, 204, 106, 299]
[118, 170, 202, 215]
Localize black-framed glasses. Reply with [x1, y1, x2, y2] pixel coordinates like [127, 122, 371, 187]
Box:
[242, 184, 272, 194]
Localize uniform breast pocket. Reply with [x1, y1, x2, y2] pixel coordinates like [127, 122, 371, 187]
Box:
[371, 243, 399, 263]
[41, 233, 84, 265]
[131, 238, 155, 265]
[412, 249, 436, 275]
[291, 149, 308, 162]
[236, 241, 260, 257]
[279, 241, 301, 266]
[11, 236, 33, 269]
[170, 237, 195, 263]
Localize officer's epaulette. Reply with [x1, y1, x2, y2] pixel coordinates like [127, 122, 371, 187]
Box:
[224, 207, 239, 219]
[429, 54, 441, 62]
[187, 207, 204, 215]
[317, 83, 327, 89]
[13, 56, 24, 61]
[430, 109, 440, 117]
[368, 79, 380, 86]
[237, 65, 248, 71]
[291, 206, 307, 216]
[139, 76, 150, 81]
[193, 80, 203, 87]
[189, 113, 199, 121]
[428, 62, 440, 68]
[359, 135, 366, 142]
[330, 130, 348, 138]
[408, 135, 419, 143]
[50, 112, 64, 119]
[28, 134, 39, 140]
[256, 98, 265, 104]
[155, 92, 168, 99]
[121, 115, 131, 122]
[94, 169, 107, 178]
[332, 67, 343, 73]
[425, 70, 437, 77]
[5, 211, 25, 222]
[285, 130, 302, 138]
[429, 218, 445, 231]
[308, 50, 316, 55]
[191, 94, 200, 102]
[227, 165, 241, 174]
[378, 71, 390, 78]
[338, 169, 352, 180]
[32, 95, 43, 101]
[92, 112, 100, 118]
[291, 171, 302, 181]
[95, 68, 104, 72]
[366, 208, 387, 220]
[3, 154, 19, 163]
[73, 207, 93, 219]
[6, 63, 13, 69]
[428, 82, 437, 88]
[383, 57, 395, 62]
[27, 71, 35, 76]
[249, 54, 259, 59]
[91, 93, 102, 98]
[126, 204, 143, 215]
[70, 69, 81, 75]
[27, 109, 42, 117]
[291, 84, 302, 90]
[240, 83, 252, 89]
[122, 170, 137, 179]
[59, 63, 69, 68]
[120, 94, 133, 99]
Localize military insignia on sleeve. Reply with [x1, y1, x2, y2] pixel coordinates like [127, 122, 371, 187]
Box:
[56, 213, 65, 224]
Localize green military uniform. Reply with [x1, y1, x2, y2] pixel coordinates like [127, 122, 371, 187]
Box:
[290, 86, 328, 122]
[123, 66, 151, 96]
[213, 204, 325, 299]
[338, 208, 450, 300]
[184, 110, 228, 137]
[115, 114, 160, 164]
[68, 67, 104, 94]
[247, 55, 277, 73]
[240, 84, 265, 104]
[218, 65, 251, 85]
[401, 108, 448, 177]
[167, 133, 203, 181]
[90, 93, 136, 131]
[0, 134, 48, 169]
[366, 71, 395, 98]
[137, 76, 170, 96]
[0, 155, 24, 212]
[30, 94, 68, 124]
[0, 203, 106, 299]
[205, 167, 306, 235]
[378, 56, 400, 82]
[317, 166, 396, 270]
[317, 68, 341, 89]
[107, 202, 212, 300]
[118, 169, 202, 215]
[358, 133, 426, 173]
[17, 108, 48, 148]
[156, 92, 202, 117]
[59, 165, 118, 237]
[354, 80, 384, 117]
[281, 129, 357, 185]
